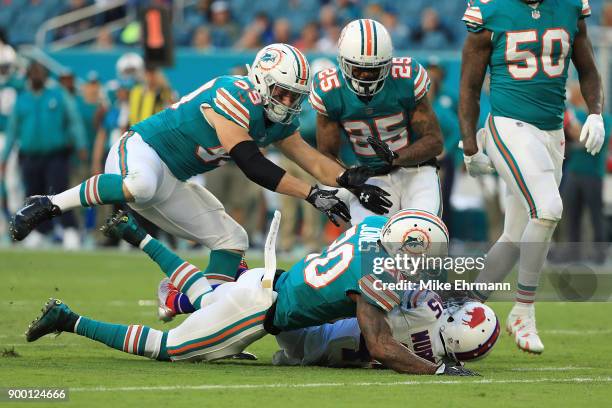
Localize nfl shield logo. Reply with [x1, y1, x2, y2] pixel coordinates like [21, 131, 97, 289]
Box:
[532, 9, 540, 19]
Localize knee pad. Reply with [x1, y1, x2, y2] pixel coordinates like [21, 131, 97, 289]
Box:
[210, 221, 249, 252]
[538, 196, 563, 222]
[123, 174, 157, 203]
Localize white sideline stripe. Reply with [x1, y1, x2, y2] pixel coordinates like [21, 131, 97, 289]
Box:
[542, 329, 612, 335]
[510, 366, 594, 372]
[71, 377, 612, 392]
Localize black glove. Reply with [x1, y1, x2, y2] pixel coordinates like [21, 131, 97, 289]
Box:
[435, 358, 481, 376]
[306, 185, 351, 227]
[337, 167, 393, 215]
[367, 136, 398, 170]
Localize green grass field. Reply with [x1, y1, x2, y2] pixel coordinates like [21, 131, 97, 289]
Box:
[2, 250, 611, 407]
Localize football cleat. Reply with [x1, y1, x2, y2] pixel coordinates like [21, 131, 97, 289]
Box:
[231, 351, 258, 361]
[10, 196, 61, 241]
[101, 210, 147, 247]
[25, 299, 79, 342]
[157, 278, 177, 323]
[506, 306, 544, 354]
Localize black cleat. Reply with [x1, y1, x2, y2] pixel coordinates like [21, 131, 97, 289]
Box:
[101, 210, 147, 247]
[25, 299, 79, 342]
[10, 196, 61, 241]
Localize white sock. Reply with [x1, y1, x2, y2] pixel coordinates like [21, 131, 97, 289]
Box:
[516, 219, 557, 305]
[50, 184, 82, 211]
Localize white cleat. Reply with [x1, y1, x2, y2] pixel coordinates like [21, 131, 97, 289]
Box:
[157, 278, 176, 323]
[506, 305, 544, 354]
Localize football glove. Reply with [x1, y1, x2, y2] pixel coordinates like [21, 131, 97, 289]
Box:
[580, 114, 605, 156]
[367, 136, 398, 172]
[435, 360, 480, 376]
[462, 128, 494, 177]
[337, 167, 393, 215]
[306, 185, 351, 227]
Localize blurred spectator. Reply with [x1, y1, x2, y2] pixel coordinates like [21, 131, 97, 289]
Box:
[335, 0, 360, 26]
[9, 0, 58, 45]
[319, 4, 338, 31]
[208, 1, 240, 48]
[55, 0, 93, 41]
[272, 18, 292, 44]
[94, 27, 115, 49]
[603, 3, 612, 27]
[128, 64, 175, 126]
[410, 7, 455, 49]
[316, 24, 341, 53]
[293, 21, 319, 52]
[381, 6, 410, 50]
[559, 82, 611, 263]
[0, 61, 86, 249]
[192, 26, 213, 51]
[363, 2, 384, 22]
[234, 12, 271, 50]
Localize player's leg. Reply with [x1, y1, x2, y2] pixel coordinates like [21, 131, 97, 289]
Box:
[25, 298, 170, 361]
[274, 319, 368, 368]
[103, 211, 214, 311]
[485, 117, 564, 353]
[165, 269, 272, 361]
[348, 173, 399, 225]
[399, 166, 443, 217]
[10, 132, 160, 241]
[470, 186, 528, 302]
[131, 180, 248, 286]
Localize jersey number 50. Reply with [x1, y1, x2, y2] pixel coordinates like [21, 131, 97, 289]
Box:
[506, 29, 570, 80]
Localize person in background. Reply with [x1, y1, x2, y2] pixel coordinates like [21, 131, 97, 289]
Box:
[410, 7, 455, 50]
[192, 26, 213, 51]
[208, 0, 240, 48]
[128, 64, 175, 126]
[293, 21, 319, 52]
[426, 61, 460, 237]
[0, 61, 86, 249]
[560, 82, 611, 264]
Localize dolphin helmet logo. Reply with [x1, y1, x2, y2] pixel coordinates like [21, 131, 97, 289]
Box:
[261, 52, 277, 63]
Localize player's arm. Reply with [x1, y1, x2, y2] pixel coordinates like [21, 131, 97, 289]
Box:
[352, 293, 437, 375]
[458, 29, 492, 156]
[393, 97, 443, 166]
[206, 108, 351, 225]
[572, 20, 603, 115]
[315, 113, 343, 161]
[274, 130, 345, 187]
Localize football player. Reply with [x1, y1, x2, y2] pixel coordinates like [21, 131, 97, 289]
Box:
[9, 43, 390, 287]
[25, 209, 477, 376]
[310, 19, 444, 224]
[272, 297, 499, 368]
[459, 0, 604, 353]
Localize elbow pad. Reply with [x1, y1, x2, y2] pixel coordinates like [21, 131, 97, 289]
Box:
[229, 140, 286, 191]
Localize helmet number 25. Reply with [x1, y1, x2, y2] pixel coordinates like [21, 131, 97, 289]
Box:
[505, 28, 570, 80]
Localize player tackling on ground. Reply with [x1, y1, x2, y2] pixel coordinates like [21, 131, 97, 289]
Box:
[25, 209, 477, 376]
[459, 0, 604, 353]
[9, 44, 391, 288]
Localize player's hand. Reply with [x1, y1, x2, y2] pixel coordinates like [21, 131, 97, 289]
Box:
[306, 185, 351, 226]
[462, 128, 494, 177]
[367, 136, 398, 167]
[337, 167, 393, 215]
[579, 114, 605, 156]
[435, 360, 481, 376]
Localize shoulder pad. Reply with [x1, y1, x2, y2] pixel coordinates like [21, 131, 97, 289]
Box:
[211, 76, 263, 130]
[309, 67, 343, 118]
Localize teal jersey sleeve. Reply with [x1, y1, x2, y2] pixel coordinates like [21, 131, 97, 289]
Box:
[462, 0, 496, 33]
[309, 67, 343, 120]
[207, 76, 263, 132]
[391, 58, 431, 110]
[579, 0, 591, 19]
[358, 271, 402, 313]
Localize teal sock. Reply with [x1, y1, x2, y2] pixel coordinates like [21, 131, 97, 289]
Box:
[141, 236, 213, 309]
[203, 250, 243, 285]
[79, 174, 126, 207]
[74, 317, 167, 360]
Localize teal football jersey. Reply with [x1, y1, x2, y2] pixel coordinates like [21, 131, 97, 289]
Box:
[273, 216, 403, 331]
[132, 75, 299, 181]
[309, 60, 430, 169]
[463, 0, 591, 130]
